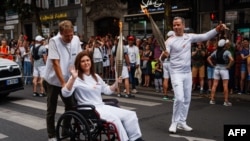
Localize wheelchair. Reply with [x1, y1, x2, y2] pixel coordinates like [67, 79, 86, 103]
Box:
[56, 98, 121, 141]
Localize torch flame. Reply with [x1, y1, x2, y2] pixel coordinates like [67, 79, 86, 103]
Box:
[119, 21, 123, 32]
[140, 5, 149, 17]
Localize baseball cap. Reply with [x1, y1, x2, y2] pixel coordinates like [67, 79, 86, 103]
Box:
[218, 39, 226, 47]
[127, 36, 135, 41]
[35, 35, 45, 42]
[167, 31, 175, 37]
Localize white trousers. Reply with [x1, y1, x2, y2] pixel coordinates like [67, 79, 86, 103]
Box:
[96, 105, 142, 141]
[170, 72, 192, 124]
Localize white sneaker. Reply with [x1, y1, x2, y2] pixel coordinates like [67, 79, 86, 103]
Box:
[169, 123, 177, 133]
[48, 137, 57, 141]
[131, 89, 138, 93]
[177, 123, 193, 131]
[209, 100, 215, 105]
[223, 101, 232, 106]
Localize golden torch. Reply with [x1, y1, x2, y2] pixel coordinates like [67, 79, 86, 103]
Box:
[141, 5, 166, 51]
[115, 21, 124, 79]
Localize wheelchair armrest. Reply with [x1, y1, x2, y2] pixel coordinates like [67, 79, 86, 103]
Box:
[76, 104, 96, 110]
[103, 98, 119, 107]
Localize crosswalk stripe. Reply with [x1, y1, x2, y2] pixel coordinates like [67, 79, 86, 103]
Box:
[102, 95, 162, 106]
[13, 99, 135, 113]
[11, 99, 64, 114]
[0, 107, 46, 130]
[0, 133, 8, 139]
[119, 105, 135, 110]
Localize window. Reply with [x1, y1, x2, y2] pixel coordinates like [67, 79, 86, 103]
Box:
[61, 0, 68, 6]
[42, 0, 49, 8]
[24, 0, 31, 4]
[75, 0, 80, 4]
[54, 0, 59, 7]
[36, 0, 41, 7]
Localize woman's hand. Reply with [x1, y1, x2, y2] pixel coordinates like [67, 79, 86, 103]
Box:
[116, 76, 123, 83]
[69, 65, 78, 79]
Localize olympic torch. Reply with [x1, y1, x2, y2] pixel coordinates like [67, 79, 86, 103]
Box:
[141, 5, 166, 51]
[115, 21, 124, 79]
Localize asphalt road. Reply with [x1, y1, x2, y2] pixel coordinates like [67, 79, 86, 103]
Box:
[0, 85, 250, 141]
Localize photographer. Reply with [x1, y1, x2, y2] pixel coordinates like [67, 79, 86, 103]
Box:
[191, 42, 206, 94]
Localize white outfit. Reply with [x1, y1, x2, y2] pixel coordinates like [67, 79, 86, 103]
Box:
[112, 46, 129, 79]
[162, 59, 170, 79]
[44, 34, 82, 86]
[166, 29, 218, 125]
[31, 43, 47, 77]
[126, 45, 140, 65]
[210, 50, 231, 80]
[62, 74, 142, 141]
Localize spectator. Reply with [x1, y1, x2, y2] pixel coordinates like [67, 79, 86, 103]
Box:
[141, 44, 152, 87]
[22, 46, 32, 85]
[31, 35, 47, 97]
[154, 62, 163, 93]
[207, 39, 234, 106]
[126, 35, 140, 94]
[191, 42, 206, 94]
[160, 30, 175, 100]
[110, 37, 134, 98]
[238, 38, 249, 94]
[205, 39, 217, 94]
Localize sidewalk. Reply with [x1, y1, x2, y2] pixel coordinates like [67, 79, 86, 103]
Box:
[134, 85, 250, 102]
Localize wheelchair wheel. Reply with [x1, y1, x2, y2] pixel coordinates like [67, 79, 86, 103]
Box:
[56, 111, 92, 141]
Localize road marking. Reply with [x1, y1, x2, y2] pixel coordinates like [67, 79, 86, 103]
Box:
[0, 107, 46, 130]
[102, 95, 162, 106]
[119, 105, 135, 110]
[11, 99, 64, 114]
[170, 134, 216, 141]
[0, 133, 8, 139]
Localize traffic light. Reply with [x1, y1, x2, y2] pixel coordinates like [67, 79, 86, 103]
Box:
[210, 12, 216, 21]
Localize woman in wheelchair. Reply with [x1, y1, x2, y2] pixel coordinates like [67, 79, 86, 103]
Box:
[61, 51, 144, 141]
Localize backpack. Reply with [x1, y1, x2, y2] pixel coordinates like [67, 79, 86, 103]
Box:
[32, 45, 42, 60]
[215, 49, 226, 64]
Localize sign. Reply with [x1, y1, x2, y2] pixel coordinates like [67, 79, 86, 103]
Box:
[40, 12, 68, 21]
[226, 11, 238, 21]
[141, 0, 164, 12]
[6, 15, 18, 20]
[4, 25, 15, 30]
[6, 20, 19, 25]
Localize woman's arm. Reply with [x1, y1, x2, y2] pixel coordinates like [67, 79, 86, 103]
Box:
[61, 66, 78, 97]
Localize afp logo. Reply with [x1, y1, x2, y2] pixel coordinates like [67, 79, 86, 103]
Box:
[224, 125, 250, 141]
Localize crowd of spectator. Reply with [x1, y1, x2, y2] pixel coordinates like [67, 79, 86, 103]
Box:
[0, 31, 249, 98]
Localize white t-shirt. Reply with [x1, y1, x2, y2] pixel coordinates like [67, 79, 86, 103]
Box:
[44, 34, 82, 86]
[166, 29, 217, 74]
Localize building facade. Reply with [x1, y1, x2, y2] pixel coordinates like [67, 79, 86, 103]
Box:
[0, 0, 249, 42]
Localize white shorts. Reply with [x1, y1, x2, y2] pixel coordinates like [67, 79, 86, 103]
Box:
[163, 62, 170, 79]
[213, 68, 229, 80]
[115, 65, 129, 79]
[33, 66, 45, 77]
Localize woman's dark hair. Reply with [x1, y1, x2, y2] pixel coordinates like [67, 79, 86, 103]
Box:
[74, 51, 98, 82]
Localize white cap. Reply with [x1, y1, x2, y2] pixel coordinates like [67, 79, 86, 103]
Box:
[225, 39, 230, 43]
[117, 36, 125, 40]
[35, 35, 45, 42]
[218, 39, 226, 47]
[167, 31, 175, 37]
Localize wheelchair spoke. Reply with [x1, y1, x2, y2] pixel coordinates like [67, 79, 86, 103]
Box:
[56, 111, 92, 141]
